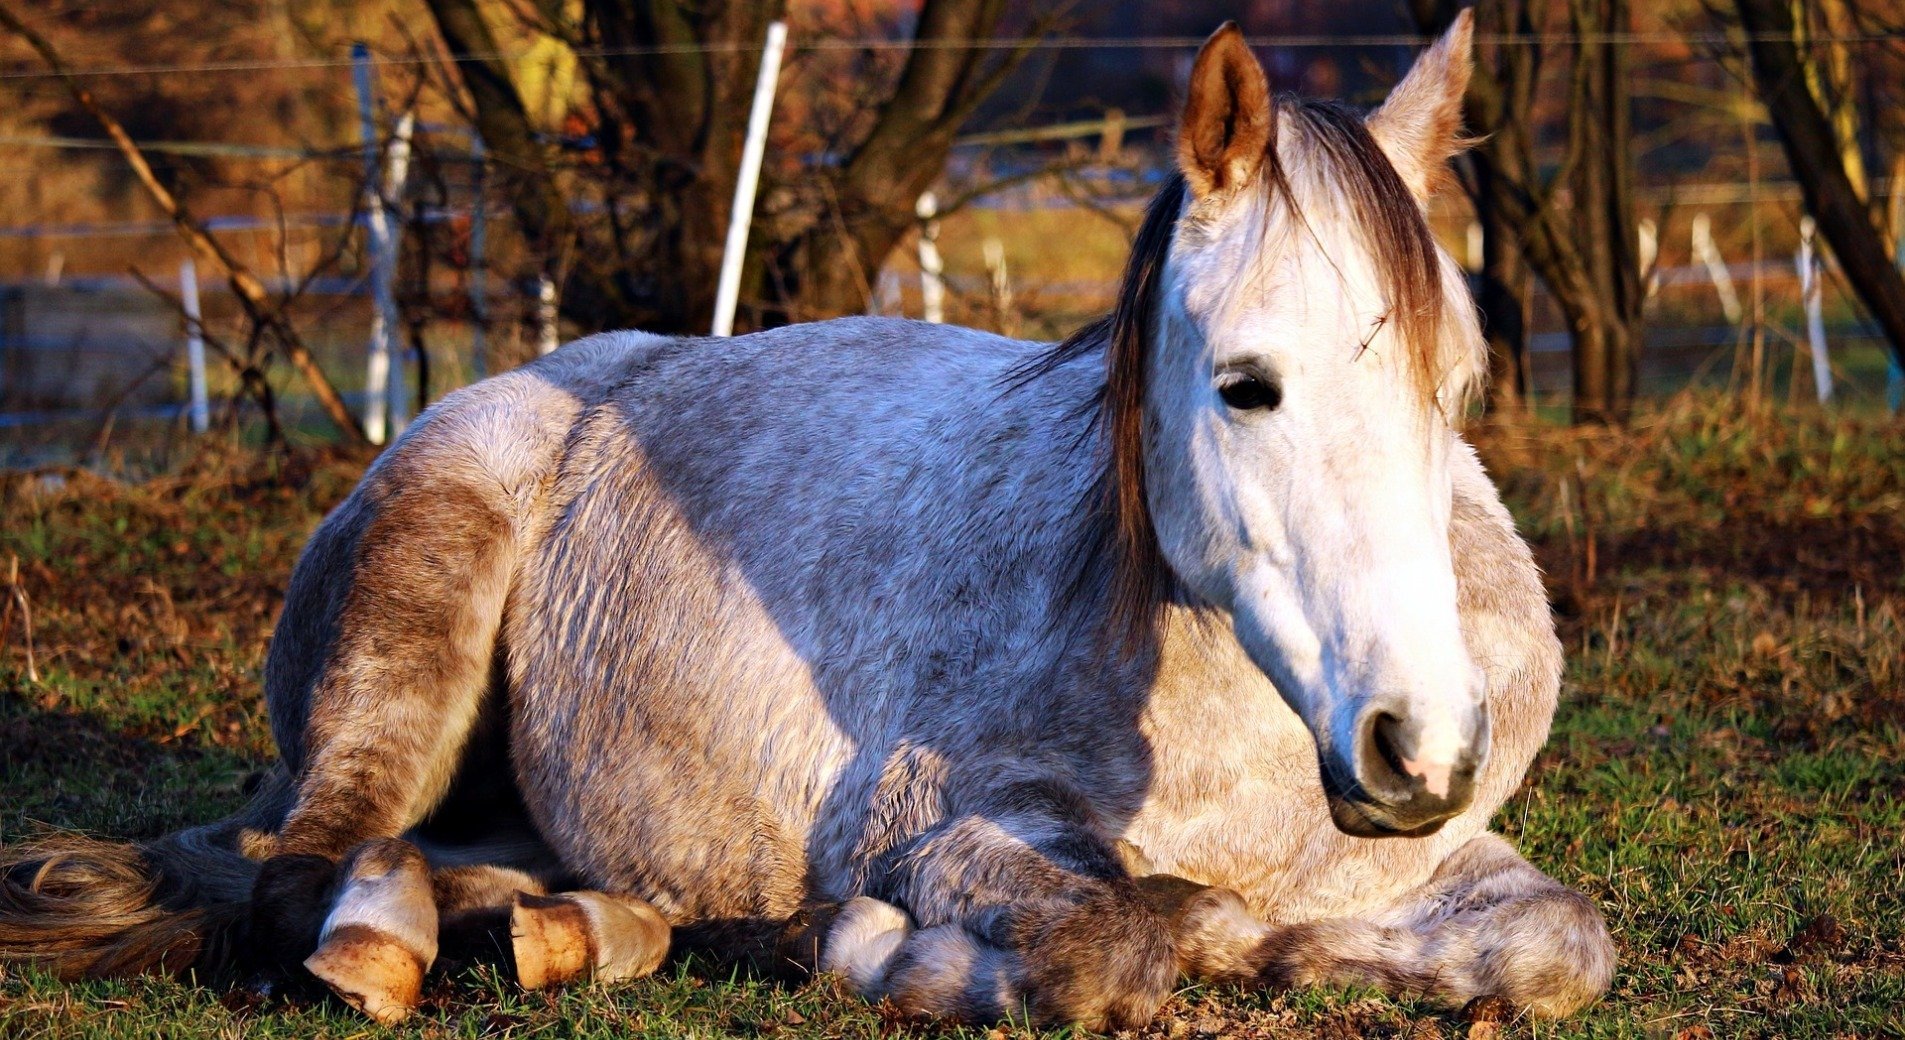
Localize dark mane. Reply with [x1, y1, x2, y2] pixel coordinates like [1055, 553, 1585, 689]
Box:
[1013, 95, 1453, 655]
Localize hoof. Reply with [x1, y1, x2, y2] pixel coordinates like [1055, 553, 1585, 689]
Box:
[304, 924, 427, 1024]
[303, 839, 437, 1024]
[820, 896, 913, 992]
[511, 891, 670, 991]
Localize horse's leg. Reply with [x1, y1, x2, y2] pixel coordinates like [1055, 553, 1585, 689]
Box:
[238, 448, 526, 976]
[433, 867, 672, 992]
[432, 863, 671, 992]
[822, 798, 1179, 1030]
[270, 462, 520, 861]
[1145, 834, 1614, 1018]
[507, 890, 671, 990]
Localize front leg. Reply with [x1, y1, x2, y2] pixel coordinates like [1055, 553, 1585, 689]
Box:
[1142, 833, 1615, 1018]
[822, 785, 1178, 1030]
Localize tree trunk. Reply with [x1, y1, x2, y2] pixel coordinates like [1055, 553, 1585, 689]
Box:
[1475, 159, 1529, 411]
[1569, 0, 1643, 422]
[424, 0, 1024, 341]
[1735, 0, 1905, 372]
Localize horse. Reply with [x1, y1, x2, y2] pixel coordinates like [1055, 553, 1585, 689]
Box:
[0, 13, 1614, 1029]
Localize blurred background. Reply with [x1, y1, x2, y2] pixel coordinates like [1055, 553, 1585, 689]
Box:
[0, 0, 1900, 464]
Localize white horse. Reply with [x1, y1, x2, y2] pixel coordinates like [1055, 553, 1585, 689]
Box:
[1, 14, 1612, 1029]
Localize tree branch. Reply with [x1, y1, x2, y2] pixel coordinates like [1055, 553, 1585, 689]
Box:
[0, 1, 366, 443]
[1735, 0, 1905, 370]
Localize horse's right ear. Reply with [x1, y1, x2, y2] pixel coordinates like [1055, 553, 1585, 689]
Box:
[1177, 22, 1273, 199]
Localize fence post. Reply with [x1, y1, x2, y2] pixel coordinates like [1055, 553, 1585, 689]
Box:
[916, 191, 945, 324]
[180, 257, 208, 433]
[1892, 186, 1905, 413]
[468, 134, 488, 381]
[380, 112, 415, 435]
[1690, 212, 1742, 324]
[983, 236, 1014, 336]
[1637, 218, 1659, 300]
[353, 43, 388, 444]
[711, 20, 787, 337]
[1797, 217, 1831, 405]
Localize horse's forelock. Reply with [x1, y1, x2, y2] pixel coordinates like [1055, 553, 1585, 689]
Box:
[1275, 98, 1465, 414]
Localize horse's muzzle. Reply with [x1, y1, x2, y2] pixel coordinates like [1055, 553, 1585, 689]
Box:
[1320, 702, 1488, 838]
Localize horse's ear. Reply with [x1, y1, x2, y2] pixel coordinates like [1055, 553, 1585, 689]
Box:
[1177, 22, 1273, 200]
[1367, 8, 1475, 200]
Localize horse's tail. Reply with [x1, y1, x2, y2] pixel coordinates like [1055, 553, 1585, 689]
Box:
[0, 766, 294, 981]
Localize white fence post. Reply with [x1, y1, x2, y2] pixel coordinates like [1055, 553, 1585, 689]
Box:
[353, 44, 389, 444]
[1690, 212, 1742, 325]
[354, 43, 415, 443]
[1798, 216, 1832, 404]
[380, 112, 415, 435]
[1637, 217, 1659, 300]
[711, 20, 787, 337]
[916, 191, 945, 324]
[180, 257, 208, 433]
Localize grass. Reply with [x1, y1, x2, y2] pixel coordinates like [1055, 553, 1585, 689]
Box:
[1, 395, 1902, 1038]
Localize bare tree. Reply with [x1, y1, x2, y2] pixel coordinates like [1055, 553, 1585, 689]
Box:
[0, 2, 368, 445]
[1733, 0, 1905, 373]
[1413, 0, 1645, 423]
[423, 0, 1045, 336]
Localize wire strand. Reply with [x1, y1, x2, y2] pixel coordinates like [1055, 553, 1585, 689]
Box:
[1, 29, 1903, 81]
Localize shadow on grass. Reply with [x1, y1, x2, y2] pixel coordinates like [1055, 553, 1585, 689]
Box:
[0, 687, 257, 842]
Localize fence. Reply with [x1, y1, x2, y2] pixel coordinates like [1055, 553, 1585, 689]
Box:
[5, 25, 1905, 468]
[6, 194, 1898, 470]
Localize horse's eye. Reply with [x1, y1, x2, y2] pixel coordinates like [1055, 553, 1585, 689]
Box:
[1218, 374, 1282, 412]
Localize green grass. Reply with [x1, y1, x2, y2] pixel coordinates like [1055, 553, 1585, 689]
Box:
[3, 396, 1903, 1038]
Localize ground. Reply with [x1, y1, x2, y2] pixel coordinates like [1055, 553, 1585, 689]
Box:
[1, 395, 1901, 1039]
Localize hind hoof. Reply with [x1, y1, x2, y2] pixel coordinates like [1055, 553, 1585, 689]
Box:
[511, 891, 670, 990]
[304, 924, 427, 1024]
[303, 839, 438, 1023]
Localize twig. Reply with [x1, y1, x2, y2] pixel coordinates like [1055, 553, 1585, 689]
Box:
[4, 554, 40, 684]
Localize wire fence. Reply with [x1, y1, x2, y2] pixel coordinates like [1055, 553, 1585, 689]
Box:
[5, 23, 1905, 468]
[4, 182, 1897, 470]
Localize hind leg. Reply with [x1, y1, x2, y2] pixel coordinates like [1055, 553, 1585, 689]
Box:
[240, 454, 525, 974]
[304, 844, 669, 1023]
[1145, 834, 1615, 1018]
[428, 863, 671, 994]
[266, 461, 521, 860]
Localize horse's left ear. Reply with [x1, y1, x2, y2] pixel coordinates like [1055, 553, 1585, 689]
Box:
[1366, 9, 1474, 200]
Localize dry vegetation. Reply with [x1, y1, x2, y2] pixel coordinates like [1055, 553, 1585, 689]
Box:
[0, 394, 1901, 1038]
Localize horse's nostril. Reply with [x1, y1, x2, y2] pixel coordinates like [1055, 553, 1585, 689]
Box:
[1354, 710, 1413, 800]
[1370, 713, 1410, 783]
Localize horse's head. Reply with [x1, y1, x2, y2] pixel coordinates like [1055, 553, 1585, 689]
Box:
[1129, 14, 1489, 836]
